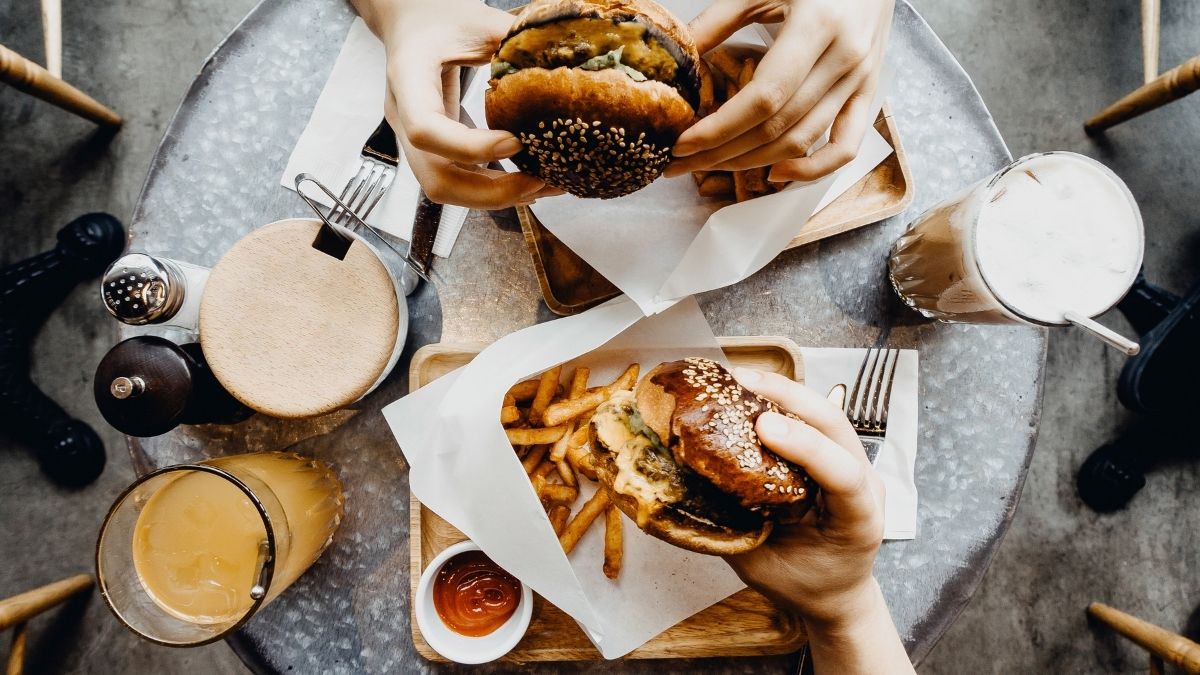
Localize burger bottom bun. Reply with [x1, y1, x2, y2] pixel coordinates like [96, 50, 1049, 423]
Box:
[485, 67, 695, 198]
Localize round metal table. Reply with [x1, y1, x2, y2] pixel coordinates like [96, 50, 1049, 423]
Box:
[122, 0, 1044, 672]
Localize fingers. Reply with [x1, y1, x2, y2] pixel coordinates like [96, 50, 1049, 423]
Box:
[389, 55, 524, 165]
[767, 79, 877, 183]
[732, 367, 860, 452]
[755, 411, 877, 524]
[673, 20, 832, 158]
[404, 142, 546, 209]
[687, 0, 751, 55]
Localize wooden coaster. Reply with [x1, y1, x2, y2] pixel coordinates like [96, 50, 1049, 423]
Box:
[199, 218, 400, 419]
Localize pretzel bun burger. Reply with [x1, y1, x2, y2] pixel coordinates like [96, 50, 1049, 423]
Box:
[485, 0, 700, 198]
[589, 358, 818, 555]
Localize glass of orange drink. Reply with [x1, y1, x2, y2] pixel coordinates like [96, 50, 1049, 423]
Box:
[96, 452, 344, 645]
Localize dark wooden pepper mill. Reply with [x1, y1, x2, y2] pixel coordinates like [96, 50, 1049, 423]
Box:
[0, 213, 124, 487]
[94, 336, 253, 437]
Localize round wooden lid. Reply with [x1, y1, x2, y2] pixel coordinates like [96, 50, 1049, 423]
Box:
[199, 218, 400, 418]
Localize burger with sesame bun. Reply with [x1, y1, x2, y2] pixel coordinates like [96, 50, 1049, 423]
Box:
[589, 358, 819, 556]
[485, 0, 700, 199]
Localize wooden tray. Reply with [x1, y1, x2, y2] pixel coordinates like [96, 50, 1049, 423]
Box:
[520, 108, 914, 315]
[408, 336, 808, 662]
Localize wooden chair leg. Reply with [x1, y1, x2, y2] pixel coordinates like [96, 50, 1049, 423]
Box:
[1141, 0, 1160, 84]
[1086, 54, 1200, 134]
[41, 0, 63, 79]
[0, 575, 93, 632]
[0, 45, 121, 127]
[5, 623, 26, 675]
[1087, 602, 1200, 674]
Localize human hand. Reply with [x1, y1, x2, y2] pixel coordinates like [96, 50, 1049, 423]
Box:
[353, 0, 562, 209]
[666, 0, 894, 183]
[725, 367, 885, 627]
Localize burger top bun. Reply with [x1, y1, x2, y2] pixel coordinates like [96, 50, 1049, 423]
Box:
[636, 358, 816, 509]
[485, 0, 700, 199]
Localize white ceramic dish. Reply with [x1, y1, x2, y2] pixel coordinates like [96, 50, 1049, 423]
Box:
[414, 540, 533, 664]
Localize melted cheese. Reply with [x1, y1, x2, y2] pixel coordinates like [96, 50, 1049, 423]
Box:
[497, 18, 678, 83]
[592, 398, 681, 528]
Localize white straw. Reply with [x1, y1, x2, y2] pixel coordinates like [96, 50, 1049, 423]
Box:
[1064, 311, 1140, 356]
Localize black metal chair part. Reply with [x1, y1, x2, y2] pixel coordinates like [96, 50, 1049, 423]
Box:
[1077, 271, 1200, 512]
[0, 213, 125, 487]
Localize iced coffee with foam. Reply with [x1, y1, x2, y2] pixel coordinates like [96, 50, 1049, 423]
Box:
[889, 152, 1143, 325]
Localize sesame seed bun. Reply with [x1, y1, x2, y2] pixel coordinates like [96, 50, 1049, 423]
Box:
[589, 359, 818, 556]
[485, 0, 699, 199]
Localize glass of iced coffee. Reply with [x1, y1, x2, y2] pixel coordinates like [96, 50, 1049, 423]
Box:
[96, 452, 344, 646]
[888, 152, 1143, 351]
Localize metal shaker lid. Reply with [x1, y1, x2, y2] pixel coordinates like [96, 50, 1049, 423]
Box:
[101, 253, 185, 325]
[94, 336, 196, 437]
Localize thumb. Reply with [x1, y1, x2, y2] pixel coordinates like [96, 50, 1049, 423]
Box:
[687, 0, 751, 54]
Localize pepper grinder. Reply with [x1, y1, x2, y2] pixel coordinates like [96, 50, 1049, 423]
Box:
[100, 253, 209, 330]
[94, 336, 252, 437]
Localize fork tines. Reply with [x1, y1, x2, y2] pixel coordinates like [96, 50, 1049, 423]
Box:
[329, 161, 395, 226]
[845, 348, 900, 436]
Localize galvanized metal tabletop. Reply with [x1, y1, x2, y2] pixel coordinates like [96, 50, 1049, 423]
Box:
[122, 0, 1044, 672]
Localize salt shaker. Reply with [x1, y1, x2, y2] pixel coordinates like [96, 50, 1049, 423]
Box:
[100, 253, 209, 330]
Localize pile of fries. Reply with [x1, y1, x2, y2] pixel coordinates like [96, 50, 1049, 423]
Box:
[502, 363, 639, 580]
[691, 45, 783, 203]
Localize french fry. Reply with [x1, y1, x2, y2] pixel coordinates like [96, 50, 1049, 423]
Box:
[569, 367, 590, 398]
[738, 57, 755, 89]
[606, 364, 639, 393]
[559, 489, 610, 554]
[540, 483, 578, 507]
[603, 505, 623, 579]
[564, 432, 599, 481]
[725, 79, 739, 103]
[507, 378, 540, 402]
[534, 458, 557, 479]
[549, 505, 571, 536]
[733, 168, 752, 202]
[529, 365, 562, 425]
[697, 59, 715, 116]
[500, 405, 521, 426]
[569, 425, 589, 449]
[503, 393, 516, 407]
[543, 390, 608, 427]
[531, 472, 547, 500]
[708, 48, 744, 83]
[698, 173, 734, 197]
[743, 166, 768, 195]
[550, 422, 574, 462]
[521, 444, 549, 473]
[506, 426, 567, 446]
[556, 458, 577, 487]
[691, 170, 710, 187]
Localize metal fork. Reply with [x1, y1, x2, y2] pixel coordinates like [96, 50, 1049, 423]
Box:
[845, 347, 900, 464]
[329, 119, 398, 229]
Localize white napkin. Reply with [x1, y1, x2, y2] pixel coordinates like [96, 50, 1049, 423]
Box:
[799, 348, 919, 540]
[459, 0, 894, 313]
[384, 298, 922, 657]
[281, 18, 469, 258]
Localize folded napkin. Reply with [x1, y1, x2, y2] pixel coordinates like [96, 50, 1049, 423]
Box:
[800, 348, 919, 540]
[281, 18, 468, 258]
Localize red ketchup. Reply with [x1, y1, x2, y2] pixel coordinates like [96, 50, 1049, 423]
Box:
[432, 550, 522, 637]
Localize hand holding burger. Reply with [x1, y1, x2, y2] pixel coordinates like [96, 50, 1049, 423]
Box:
[666, 0, 895, 183]
[351, 0, 563, 209]
[726, 366, 913, 674]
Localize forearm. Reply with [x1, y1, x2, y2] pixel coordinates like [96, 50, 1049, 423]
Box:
[804, 579, 915, 675]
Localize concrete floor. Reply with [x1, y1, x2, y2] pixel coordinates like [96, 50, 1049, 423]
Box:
[1, 0, 1197, 673]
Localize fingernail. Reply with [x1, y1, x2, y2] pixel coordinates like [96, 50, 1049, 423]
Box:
[493, 137, 525, 159]
[673, 142, 697, 157]
[732, 366, 761, 384]
[757, 411, 788, 439]
[520, 180, 547, 196]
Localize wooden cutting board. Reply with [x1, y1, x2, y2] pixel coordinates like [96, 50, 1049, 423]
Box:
[407, 336, 808, 662]
[520, 108, 914, 315]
